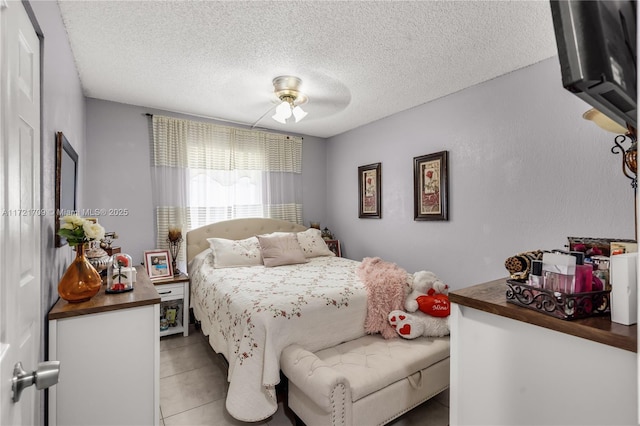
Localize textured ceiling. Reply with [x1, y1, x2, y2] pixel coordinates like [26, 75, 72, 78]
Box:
[58, 1, 559, 138]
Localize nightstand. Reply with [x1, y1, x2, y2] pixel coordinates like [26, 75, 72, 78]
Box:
[153, 273, 189, 337]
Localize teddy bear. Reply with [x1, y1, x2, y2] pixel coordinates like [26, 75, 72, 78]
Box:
[404, 270, 449, 315]
[388, 270, 450, 339]
[388, 310, 450, 338]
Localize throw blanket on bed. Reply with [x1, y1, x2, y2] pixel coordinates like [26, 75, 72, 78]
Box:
[357, 257, 409, 339]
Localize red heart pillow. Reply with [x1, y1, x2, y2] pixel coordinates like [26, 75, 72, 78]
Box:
[416, 294, 450, 317]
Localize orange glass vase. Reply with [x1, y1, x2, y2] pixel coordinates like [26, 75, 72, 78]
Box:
[58, 243, 103, 303]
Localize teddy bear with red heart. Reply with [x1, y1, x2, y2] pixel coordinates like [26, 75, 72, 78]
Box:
[388, 270, 450, 339]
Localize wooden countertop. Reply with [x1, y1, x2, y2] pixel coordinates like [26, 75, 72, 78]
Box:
[49, 266, 161, 320]
[449, 278, 637, 353]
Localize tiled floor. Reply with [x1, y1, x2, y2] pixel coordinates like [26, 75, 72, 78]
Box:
[160, 326, 450, 426]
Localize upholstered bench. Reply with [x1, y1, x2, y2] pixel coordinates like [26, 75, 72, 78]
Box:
[281, 334, 450, 426]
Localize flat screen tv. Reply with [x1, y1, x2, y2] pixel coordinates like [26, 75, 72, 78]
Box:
[550, 0, 637, 129]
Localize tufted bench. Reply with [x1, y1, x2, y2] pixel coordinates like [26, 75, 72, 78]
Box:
[280, 334, 450, 426]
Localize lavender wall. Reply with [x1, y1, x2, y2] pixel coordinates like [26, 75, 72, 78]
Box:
[84, 98, 328, 266]
[29, 0, 86, 327]
[326, 58, 636, 290]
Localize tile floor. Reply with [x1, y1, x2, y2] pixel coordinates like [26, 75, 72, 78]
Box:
[160, 326, 450, 426]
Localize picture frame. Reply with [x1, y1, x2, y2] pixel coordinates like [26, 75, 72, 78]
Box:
[358, 162, 381, 218]
[326, 240, 341, 257]
[144, 249, 173, 280]
[567, 236, 637, 257]
[55, 131, 78, 247]
[413, 151, 449, 221]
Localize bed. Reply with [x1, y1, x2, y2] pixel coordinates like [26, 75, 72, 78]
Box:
[186, 218, 371, 422]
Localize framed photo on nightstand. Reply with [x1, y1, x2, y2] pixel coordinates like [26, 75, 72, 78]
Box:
[326, 240, 341, 257]
[144, 249, 173, 280]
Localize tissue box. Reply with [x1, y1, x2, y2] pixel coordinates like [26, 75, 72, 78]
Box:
[124, 267, 137, 282]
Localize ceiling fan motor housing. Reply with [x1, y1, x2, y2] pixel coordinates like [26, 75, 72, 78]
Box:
[273, 76, 308, 106]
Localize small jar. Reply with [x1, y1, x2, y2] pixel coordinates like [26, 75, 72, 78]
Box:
[160, 318, 169, 331]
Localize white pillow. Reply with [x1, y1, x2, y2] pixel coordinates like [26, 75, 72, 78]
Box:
[296, 228, 335, 258]
[206, 237, 263, 268]
[257, 233, 308, 267]
[188, 248, 213, 273]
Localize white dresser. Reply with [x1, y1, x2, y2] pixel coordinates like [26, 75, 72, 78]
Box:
[449, 278, 637, 426]
[48, 266, 161, 426]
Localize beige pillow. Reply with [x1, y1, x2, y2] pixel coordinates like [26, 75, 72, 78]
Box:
[257, 233, 308, 267]
[296, 228, 335, 258]
[206, 236, 263, 268]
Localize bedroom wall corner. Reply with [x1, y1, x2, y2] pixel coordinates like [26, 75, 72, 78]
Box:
[29, 0, 86, 339]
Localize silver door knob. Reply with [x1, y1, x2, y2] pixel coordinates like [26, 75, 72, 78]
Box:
[12, 361, 60, 402]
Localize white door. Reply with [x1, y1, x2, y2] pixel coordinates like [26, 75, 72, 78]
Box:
[0, 1, 43, 425]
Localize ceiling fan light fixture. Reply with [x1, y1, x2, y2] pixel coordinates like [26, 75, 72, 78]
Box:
[292, 105, 307, 122]
[272, 100, 292, 123]
[272, 75, 309, 124]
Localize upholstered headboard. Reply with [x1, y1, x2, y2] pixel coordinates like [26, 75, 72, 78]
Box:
[186, 218, 307, 267]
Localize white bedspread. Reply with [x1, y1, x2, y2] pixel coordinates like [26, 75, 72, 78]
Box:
[190, 252, 368, 421]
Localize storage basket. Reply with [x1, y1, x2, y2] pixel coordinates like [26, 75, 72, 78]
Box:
[506, 279, 610, 320]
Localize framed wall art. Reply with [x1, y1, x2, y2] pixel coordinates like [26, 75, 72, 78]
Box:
[413, 151, 449, 221]
[358, 162, 381, 218]
[55, 131, 79, 247]
[144, 249, 173, 280]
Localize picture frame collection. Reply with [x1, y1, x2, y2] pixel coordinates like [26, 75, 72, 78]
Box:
[358, 150, 449, 222]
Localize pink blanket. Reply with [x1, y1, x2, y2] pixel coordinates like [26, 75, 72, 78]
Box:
[357, 257, 408, 338]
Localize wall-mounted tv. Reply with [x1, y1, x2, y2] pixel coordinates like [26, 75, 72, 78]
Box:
[550, 0, 637, 129]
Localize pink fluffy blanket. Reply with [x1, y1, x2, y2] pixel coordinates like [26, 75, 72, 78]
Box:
[357, 257, 408, 339]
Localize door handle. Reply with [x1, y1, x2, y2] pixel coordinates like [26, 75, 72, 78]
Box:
[12, 361, 60, 403]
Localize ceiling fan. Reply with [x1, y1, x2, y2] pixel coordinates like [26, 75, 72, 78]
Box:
[250, 72, 351, 129]
[271, 75, 308, 124]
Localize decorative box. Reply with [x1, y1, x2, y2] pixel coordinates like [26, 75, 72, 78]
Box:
[506, 279, 610, 320]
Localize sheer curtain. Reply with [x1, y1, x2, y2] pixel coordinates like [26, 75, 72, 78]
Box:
[151, 115, 303, 267]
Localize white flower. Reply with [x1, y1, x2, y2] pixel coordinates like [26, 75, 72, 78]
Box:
[83, 221, 105, 241]
[58, 214, 106, 246]
[62, 214, 84, 227]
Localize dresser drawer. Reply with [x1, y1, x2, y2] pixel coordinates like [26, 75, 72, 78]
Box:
[155, 283, 184, 298]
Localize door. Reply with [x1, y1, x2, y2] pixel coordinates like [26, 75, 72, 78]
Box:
[0, 1, 42, 424]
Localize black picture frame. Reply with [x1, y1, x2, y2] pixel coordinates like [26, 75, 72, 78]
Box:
[358, 163, 381, 219]
[55, 131, 78, 247]
[413, 151, 448, 221]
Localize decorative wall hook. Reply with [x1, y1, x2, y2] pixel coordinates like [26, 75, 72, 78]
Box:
[611, 126, 637, 189]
